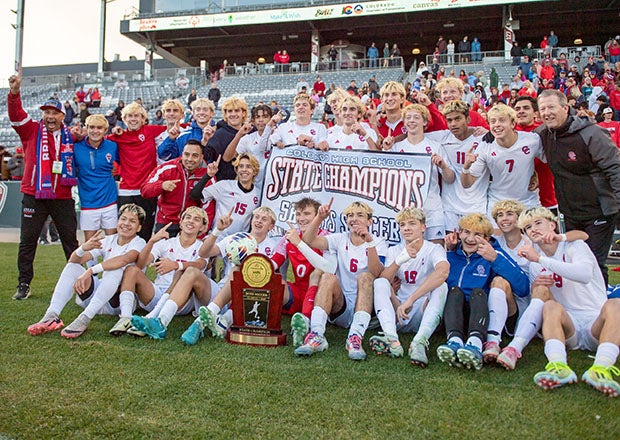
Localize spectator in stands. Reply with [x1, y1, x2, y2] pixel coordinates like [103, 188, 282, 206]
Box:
[540, 59, 556, 82]
[368, 74, 380, 98]
[105, 110, 118, 133]
[471, 37, 482, 62]
[522, 42, 536, 61]
[63, 101, 75, 126]
[114, 100, 125, 128]
[152, 110, 165, 126]
[540, 35, 550, 57]
[598, 107, 620, 147]
[547, 30, 558, 57]
[390, 44, 401, 66]
[346, 80, 359, 96]
[382, 43, 390, 68]
[437, 35, 447, 58]
[416, 62, 429, 79]
[280, 49, 290, 72]
[78, 102, 90, 125]
[91, 88, 101, 108]
[0, 145, 9, 180]
[75, 86, 85, 103]
[519, 55, 532, 80]
[274, 50, 282, 72]
[206, 82, 221, 110]
[187, 89, 197, 108]
[458, 36, 470, 63]
[296, 77, 310, 94]
[313, 75, 326, 101]
[7, 146, 24, 180]
[447, 39, 455, 65]
[584, 56, 599, 77]
[8, 74, 82, 300]
[609, 37, 620, 63]
[367, 42, 379, 68]
[511, 41, 523, 66]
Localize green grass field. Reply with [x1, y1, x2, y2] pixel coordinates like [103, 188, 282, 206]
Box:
[1, 243, 618, 439]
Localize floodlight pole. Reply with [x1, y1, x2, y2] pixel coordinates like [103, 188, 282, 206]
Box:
[98, 0, 107, 77]
[14, 0, 24, 73]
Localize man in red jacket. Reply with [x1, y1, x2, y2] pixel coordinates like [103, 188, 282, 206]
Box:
[142, 139, 218, 236]
[8, 74, 82, 300]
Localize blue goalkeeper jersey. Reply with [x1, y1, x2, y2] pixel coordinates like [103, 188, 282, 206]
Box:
[74, 138, 119, 209]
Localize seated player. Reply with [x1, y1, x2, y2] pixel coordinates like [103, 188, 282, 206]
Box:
[27, 204, 146, 338]
[515, 207, 620, 397]
[111, 206, 211, 339]
[295, 199, 388, 361]
[436, 213, 529, 370]
[369, 207, 449, 367]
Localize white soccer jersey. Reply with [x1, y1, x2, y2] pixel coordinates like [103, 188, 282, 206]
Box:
[430, 131, 489, 216]
[529, 240, 607, 314]
[200, 180, 260, 235]
[269, 121, 327, 146]
[469, 131, 543, 210]
[237, 126, 273, 190]
[494, 234, 534, 282]
[325, 232, 388, 299]
[392, 136, 443, 222]
[327, 127, 377, 150]
[89, 234, 146, 264]
[150, 236, 204, 289]
[385, 240, 447, 304]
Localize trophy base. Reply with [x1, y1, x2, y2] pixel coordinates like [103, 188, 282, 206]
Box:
[226, 326, 287, 347]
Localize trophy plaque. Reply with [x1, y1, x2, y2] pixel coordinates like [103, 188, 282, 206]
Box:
[227, 253, 287, 347]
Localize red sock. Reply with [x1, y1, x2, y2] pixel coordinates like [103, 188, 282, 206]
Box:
[301, 285, 318, 318]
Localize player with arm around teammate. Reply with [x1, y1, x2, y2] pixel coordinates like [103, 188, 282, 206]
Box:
[369, 207, 449, 367]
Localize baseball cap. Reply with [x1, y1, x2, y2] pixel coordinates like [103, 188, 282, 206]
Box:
[40, 99, 65, 115]
[603, 107, 613, 114]
[16, 147, 23, 154]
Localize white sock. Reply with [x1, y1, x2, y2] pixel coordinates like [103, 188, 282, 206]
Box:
[593, 342, 619, 368]
[146, 293, 169, 318]
[448, 336, 464, 346]
[82, 268, 124, 319]
[158, 300, 178, 327]
[508, 298, 544, 353]
[466, 336, 483, 351]
[348, 311, 371, 339]
[487, 287, 508, 344]
[48, 263, 85, 316]
[119, 290, 136, 318]
[207, 302, 221, 315]
[373, 278, 397, 338]
[310, 306, 328, 336]
[415, 284, 447, 342]
[544, 338, 567, 364]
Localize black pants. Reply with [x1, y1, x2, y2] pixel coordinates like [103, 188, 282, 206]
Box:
[19, 194, 78, 285]
[118, 195, 157, 241]
[155, 222, 180, 238]
[443, 286, 488, 343]
[565, 215, 615, 285]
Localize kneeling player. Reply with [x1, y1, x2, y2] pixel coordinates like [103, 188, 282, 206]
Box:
[28, 204, 146, 338]
[370, 207, 449, 367]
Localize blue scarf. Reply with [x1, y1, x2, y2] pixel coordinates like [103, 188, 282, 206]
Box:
[35, 121, 77, 199]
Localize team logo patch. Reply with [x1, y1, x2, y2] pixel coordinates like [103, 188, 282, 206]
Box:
[425, 146, 432, 154]
[522, 146, 530, 154]
[106, 153, 112, 163]
[474, 264, 487, 277]
[310, 129, 316, 135]
[401, 127, 407, 134]
[138, 134, 145, 142]
[491, 152, 497, 156]
[568, 151, 577, 161]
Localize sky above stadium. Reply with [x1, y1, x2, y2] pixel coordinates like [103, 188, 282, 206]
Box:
[0, 0, 145, 84]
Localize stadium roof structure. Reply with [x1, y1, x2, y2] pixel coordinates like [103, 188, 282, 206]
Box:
[120, 0, 620, 71]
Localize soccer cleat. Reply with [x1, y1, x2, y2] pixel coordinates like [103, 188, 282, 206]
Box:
[27, 315, 64, 336]
[60, 315, 91, 339]
[13, 282, 31, 300]
[581, 365, 620, 398]
[346, 334, 367, 361]
[180, 319, 204, 346]
[457, 344, 484, 370]
[126, 326, 146, 337]
[130, 316, 167, 340]
[409, 337, 429, 368]
[436, 340, 463, 368]
[534, 362, 578, 390]
[199, 306, 226, 338]
[482, 341, 501, 363]
[109, 317, 132, 336]
[496, 346, 522, 370]
[369, 333, 403, 358]
[290, 312, 310, 348]
[294, 331, 328, 357]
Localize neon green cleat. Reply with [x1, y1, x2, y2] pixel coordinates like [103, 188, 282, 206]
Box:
[581, 365, 620, 398]
[534, 362, 577, 390]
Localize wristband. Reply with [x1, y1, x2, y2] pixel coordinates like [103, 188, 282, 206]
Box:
[212, 228, 222, 237]
[91, 263, 104, 275]
[366, 240, 377, 249]
[363, 134, 370, 141]
[177, 261, 184, 271]
[395, 248, 413, 266]
[560, 233, 567, 242]
[75, 246, 86, 257]
[462, 168, 471, 175]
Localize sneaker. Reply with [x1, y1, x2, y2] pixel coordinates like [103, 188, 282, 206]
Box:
[534, 362, 578, 390]
[109, 317, 132, 336]
[130, 316, 167, 340]
[482, 341, 501, 363]
[126, 326, 146, 337]
[294, 331, 328, 357]
[369, 333, 403, 358]
[436, 340, 463, 368]
[496, 346, 522, 370]
[291, 312, 310, 348]
[13, 282, 31, 300]
[581, 365, 620, 397]
[27, 314, 64, 336]
[346, 334, 367, 361]
[60, 315, 91, 339]
[199, 306, 226, 338]
[180, 319, 204, 346]
[409, 337, 429, 368]
[38, 239, 49, 245]
[457, 344, 484, 370]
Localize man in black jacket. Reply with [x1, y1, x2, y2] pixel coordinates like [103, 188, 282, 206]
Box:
[536, 89, 620, 284]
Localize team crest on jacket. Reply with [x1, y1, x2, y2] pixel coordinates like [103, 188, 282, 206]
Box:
[568, 151, 577, 161]
[474, 264, 487, 277]
[106, 153, 112, 163]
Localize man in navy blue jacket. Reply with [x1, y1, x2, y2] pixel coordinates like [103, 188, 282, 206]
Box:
[437, 213, 529, 370]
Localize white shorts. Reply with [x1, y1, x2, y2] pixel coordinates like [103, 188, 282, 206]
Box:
[80, 204, 118, 231]
[141, 283, 167, 312]
[75, 277, 120, 315]
[424, 210, 445, 241]
[565, 309, 599, 352]
[329, 293, 356, 328]
[397, 296, 426, 333]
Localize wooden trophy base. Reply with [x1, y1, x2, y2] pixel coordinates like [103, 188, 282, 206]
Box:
[226, 326, 287, 347]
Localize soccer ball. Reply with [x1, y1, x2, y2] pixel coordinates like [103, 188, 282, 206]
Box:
[225, 232, 258, 266]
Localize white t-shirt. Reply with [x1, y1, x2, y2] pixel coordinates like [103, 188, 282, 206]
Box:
[200, 180, 260, 236]
[151, 236, 204, 289]
[269, 121, 327, 146]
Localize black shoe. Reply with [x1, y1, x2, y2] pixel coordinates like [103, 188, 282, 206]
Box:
[13, 283, 31, 300]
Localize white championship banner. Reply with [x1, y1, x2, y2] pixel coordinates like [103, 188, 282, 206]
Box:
[261, 147, 432, 245]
